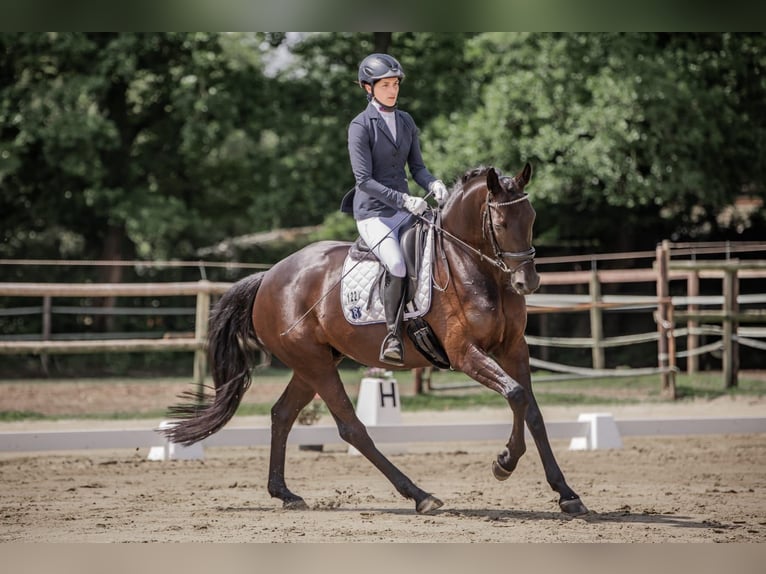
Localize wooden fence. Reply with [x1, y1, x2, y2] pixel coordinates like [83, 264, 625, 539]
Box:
[1, 242, 764, 398]
[526, 242, 766, 397]
[0, 281, 230, 390]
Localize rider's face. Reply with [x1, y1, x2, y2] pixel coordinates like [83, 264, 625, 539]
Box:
[367, 77, 400, 107]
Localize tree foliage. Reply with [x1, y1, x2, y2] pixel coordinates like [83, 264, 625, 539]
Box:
[1, 32, 764, 268]
[0, 32, 274, 262]
[425, 33, 766, 249]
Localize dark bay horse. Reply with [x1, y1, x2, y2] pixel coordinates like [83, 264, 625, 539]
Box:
[165, 163, 588, 516]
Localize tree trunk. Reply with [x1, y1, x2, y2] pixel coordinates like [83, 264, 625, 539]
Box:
[95, 224, 126, 332]
[374, 32, 392, 54]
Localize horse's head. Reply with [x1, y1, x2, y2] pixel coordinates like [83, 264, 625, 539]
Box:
[443, 163, 540, 295]
[485, 164, 540, 294]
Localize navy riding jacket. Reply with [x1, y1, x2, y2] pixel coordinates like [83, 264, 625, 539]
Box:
[341, 102, 436, 220]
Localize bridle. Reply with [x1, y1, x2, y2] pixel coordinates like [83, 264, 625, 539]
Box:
[482, 191, 536, 274]
[431, 177, 537, 284]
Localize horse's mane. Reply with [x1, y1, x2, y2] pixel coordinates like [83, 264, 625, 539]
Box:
[452, 165, 494, 193]
[445, 166, 505, 209]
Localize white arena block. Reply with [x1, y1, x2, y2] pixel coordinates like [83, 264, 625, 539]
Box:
[569, 413, 623, 451]
[349, 376, 405, 455]
[147, 421, 205, 461]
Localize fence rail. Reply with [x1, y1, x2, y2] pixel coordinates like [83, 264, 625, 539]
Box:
[0, 280, 229, 390]
[1, 242, 765, 397]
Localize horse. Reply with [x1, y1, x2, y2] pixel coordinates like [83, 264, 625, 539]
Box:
[164, 163, 588, 517]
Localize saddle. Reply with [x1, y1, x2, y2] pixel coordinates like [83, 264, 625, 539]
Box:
[342, 212, 450, 369]
[347, 215, 430, 304]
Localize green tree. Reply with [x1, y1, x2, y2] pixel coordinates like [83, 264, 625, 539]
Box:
[426, 33, 766, 250]
[0, 32, 275, 269]
[275, 32, 479, 234]
[2, 32, 763, 272]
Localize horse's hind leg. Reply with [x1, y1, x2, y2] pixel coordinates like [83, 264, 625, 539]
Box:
[314, 367, 443, 514]
[267, 376, 316, 509]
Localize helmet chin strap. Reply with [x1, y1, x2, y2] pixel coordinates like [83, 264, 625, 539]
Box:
[367, 89, 397, 112]
[374, 97, 397, 112]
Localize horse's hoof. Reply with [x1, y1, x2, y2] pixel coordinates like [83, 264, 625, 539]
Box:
[491, 460, 512, 481]
[560, 497, 589, 516]
[416, 495, 444, 514]
[283, 497, 309, 510]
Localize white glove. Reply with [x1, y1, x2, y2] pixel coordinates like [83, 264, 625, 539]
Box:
[402, 194, 428, 216]
[429, 180, 449, 205]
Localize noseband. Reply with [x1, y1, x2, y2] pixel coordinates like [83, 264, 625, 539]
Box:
[482, 192, 536, 274]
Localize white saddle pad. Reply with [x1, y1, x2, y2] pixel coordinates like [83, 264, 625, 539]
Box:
[341, 226, 434, 325]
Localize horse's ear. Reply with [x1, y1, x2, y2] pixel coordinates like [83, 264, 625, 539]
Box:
[518, 162, 532, 187]
[486, 167, 503, 196]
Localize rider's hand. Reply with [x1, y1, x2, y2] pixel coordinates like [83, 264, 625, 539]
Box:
[429, 180, 449, 205]
[402, 194, 428, 216]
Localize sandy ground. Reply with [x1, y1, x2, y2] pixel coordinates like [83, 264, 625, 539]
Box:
[1, 386, 765, 542]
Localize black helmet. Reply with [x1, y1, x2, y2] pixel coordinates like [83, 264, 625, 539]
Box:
[358, 53, 405, 87]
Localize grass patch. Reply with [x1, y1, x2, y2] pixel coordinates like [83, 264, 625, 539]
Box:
[0, 411, 48, 422]
[233, 403, 276, 417]
[0, 409, 173, 422]
[0, 368, 762, 422]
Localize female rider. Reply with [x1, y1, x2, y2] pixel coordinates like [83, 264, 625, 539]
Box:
[340, 53, 448, 366]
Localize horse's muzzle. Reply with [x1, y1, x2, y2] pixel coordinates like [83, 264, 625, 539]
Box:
[511, 260, 540, 295]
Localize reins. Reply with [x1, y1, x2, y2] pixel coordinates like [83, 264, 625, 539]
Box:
[279, 181, 535, 337]
[435, 191, 536, 276]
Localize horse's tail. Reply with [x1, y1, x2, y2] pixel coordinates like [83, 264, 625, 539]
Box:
[163, 272, 269, 446]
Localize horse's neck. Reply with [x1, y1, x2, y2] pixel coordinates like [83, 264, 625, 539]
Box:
[439, 192, 507, 293]
[442, 189, 486, 247]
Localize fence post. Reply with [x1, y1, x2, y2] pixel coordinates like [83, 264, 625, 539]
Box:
[40, 295, 52, 376]
[413, 366, 433, 395]
[655, 241, 672, 394]
[589, 268, 605, 370]
[686, 270, 699, 374]
[666, 304, 677, 398]
[722, 267, 739, 388]
[193, 281, 211, 394]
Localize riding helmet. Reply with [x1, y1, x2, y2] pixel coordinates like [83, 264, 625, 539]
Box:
[358, 53, 405, 88]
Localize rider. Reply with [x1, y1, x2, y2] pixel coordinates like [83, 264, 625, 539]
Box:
[341, 53, 449, 366]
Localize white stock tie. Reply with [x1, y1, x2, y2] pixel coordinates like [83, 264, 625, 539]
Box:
[379, 109, 397, 141]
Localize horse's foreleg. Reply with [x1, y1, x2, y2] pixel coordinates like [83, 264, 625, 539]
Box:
[497, 345, 589, 516]
[458, 344, 528, 478]
[318, 373, 443, 514]
[267, 378, 316, 509]
[525, 393, 589, 515]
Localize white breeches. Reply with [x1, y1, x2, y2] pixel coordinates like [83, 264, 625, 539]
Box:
[356, 212, 413, 278]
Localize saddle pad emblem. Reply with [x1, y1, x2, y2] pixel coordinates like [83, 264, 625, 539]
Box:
[341, 226, 434, 325]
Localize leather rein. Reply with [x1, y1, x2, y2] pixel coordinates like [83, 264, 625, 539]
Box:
[432, 180, 536, 277]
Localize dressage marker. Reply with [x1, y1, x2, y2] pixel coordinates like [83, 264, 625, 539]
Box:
[349, 374, 404, 455]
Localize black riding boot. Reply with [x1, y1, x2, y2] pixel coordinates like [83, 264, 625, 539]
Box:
[380, 273, 406, 366]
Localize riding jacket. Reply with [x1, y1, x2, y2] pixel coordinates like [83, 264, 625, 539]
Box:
[341, 102, 437, 220]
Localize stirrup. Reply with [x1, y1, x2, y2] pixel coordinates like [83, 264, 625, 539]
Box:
[380, 334, 404, 366]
